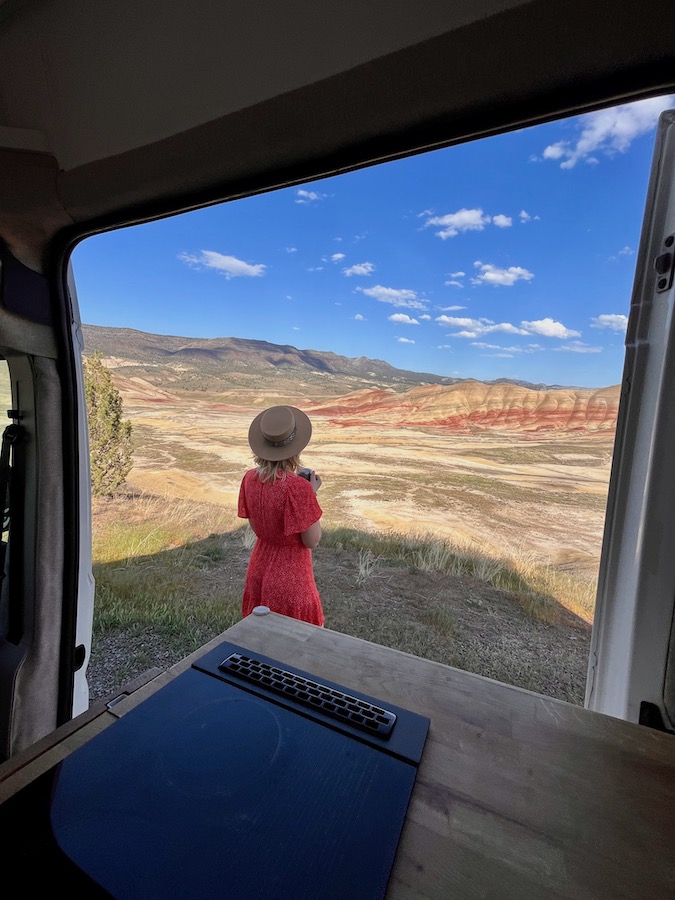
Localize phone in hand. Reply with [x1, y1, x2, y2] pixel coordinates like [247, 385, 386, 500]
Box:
[298, 467, 312, 481]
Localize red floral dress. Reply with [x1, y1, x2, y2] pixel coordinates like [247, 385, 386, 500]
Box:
[238, 469, 324, 626]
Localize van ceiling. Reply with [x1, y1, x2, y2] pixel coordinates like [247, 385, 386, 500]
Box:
[0, 0, 524, 171]
[0, 0, 674, 264]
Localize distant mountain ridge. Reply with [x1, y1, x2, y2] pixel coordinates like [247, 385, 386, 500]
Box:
[83, 325, 620, 433]
[82, 324, 583, 393]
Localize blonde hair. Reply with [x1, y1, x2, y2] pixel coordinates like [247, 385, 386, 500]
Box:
[254, 454, 301, 484]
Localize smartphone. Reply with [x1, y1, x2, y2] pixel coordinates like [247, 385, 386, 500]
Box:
[298, 467, 312, 480]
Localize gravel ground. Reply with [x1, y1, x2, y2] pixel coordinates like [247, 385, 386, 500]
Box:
[87, 628, 220, 703]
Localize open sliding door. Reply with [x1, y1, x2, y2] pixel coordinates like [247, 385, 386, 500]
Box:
[587, 110, 675, 729]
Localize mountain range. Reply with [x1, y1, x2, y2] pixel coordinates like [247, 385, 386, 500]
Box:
[83, 324, 620, 433]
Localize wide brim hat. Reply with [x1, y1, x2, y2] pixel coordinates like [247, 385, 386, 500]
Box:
[248, 405, 312, 461]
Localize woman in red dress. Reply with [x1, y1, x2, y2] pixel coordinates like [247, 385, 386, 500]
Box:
[238, 405, 324, 626]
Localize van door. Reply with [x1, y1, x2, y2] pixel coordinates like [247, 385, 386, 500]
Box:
[587, 109, 675, 729]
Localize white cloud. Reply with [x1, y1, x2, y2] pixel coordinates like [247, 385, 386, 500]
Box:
[286, 247, 297, 253]
[438, 344, 453, 349]
[295, 189, 327, 204]
[492, 214, 513, 228]
[471, 342, 543, 354]
[389, 313, 420, 325]
[419, 314, 432, 320]
[331, 252, 346, 262]
[555, 341, 602, 353]
[444, 280, 464, 288]
[356, 285, 427, 310]
[343, 261, 375, 277]
[519, 210, 531, 222]
[521, 317, 580, 338]
[437, 305, 466, 311]
[437, 314, 577, 340]
[306, 266, 324, 272]
[354, 314, 365, 321]
[425, 208, 491, 239]
[450, 271, 466, 277]
[543, 143, 567, 160]
[436, 316, 476, 328]
[484, 352, 514, 358]
[618, 246, 633, 255]
[397, 337, 415, 344]
[178, 250, 265, 279]
[472, 261, 534, 286]
[591, 313, 629, 331]
[541, 97, 675, 168]
[292, 326, 300, 331]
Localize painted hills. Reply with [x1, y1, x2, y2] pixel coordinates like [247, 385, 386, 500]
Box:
[83, 324, 620, 433]
[306, 383, 619, 432]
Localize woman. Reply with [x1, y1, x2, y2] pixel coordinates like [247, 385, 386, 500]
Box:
[238, 405, 324, 626]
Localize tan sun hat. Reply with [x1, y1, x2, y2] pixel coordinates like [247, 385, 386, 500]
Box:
[248, 405, 312, 461]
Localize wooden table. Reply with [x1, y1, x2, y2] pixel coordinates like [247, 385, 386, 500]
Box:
[2, 612, 674, 898]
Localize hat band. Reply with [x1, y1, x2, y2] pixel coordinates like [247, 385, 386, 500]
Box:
[265, 426, 297, 448]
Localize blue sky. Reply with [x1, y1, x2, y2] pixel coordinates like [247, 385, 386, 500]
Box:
[72, 95, 675, 388]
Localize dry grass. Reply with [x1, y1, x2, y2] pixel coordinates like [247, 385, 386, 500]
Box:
[88, 490, 592, 705]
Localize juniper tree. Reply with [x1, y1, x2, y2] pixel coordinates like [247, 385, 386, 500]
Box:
[83, 351, 133, 496]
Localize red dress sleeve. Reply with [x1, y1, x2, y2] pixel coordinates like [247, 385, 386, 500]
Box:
[238, 474, 249, 519]
[284, 477, 322, 536]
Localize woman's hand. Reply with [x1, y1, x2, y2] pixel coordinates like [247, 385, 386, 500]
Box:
[309, 471, 322, 493]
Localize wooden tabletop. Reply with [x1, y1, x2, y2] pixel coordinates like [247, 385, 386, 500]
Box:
[2, 612, 675, 898]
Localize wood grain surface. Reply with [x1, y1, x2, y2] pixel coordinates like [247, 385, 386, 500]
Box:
[219, 614, 675, 900]
[1, 613, 674, 898]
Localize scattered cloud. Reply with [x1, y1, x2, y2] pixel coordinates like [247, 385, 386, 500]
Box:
[356, 285, 427, 310]
[436, 314, 578, 339]
[450, 271, 466, 277]
[471, 261, 534, 286]
[539, 97, 674, 169]
[484, 352, 514, 358]
[424, 209, 516, 238]
[292, 326, 300, 331]
[419, 314, 432, 320]
[295, 189, 328, 204]
[397, 337, 415, 344]
[178, 250, 265, 279]
[591, 313, 629, 331]
[331, 252, 346, 262]
[437, 344, 453, 349]
[286, 247, 298, 253]
[521, 317, 580, 338]
[619, 246, 633, 255]
[554, 341, 602, 353]
[354, 314, 365, 321]
[471, 342, 544, 354]
[444, 280, 464, 288]
[519, 210, 540, 223]
[343, 261, 376, 277]
[389, 313, 420, 325]
[437, 305, 466, 312]
[306, 266, 324, 272]
[435, 316, 477, 328]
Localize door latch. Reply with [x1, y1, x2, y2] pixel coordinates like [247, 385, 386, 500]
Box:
[654, 233, 675, 292]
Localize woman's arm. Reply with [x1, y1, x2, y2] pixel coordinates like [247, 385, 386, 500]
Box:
[301, 519, 322, 549]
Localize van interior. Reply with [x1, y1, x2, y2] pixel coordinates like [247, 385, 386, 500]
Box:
[0, 1, 674, 896]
